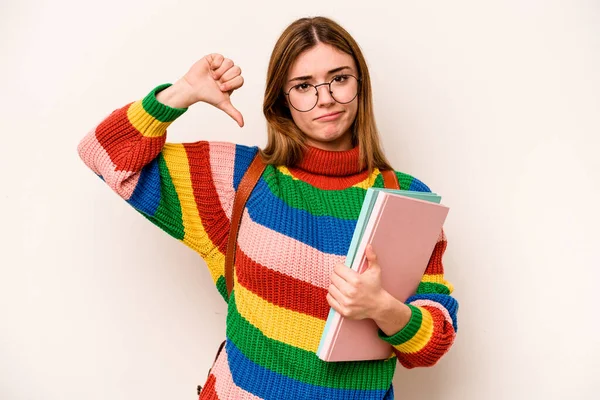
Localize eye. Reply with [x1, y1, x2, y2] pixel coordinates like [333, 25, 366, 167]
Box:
[332, 74, 349, 83]
[292, 83, 312, 93]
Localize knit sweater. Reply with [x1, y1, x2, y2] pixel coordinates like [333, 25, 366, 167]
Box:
[77, 84, 459, 400]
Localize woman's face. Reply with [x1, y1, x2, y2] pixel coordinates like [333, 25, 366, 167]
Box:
[285, 43, 359, 151]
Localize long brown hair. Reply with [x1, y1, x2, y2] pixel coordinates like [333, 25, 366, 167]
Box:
[260, 16, 393, 172]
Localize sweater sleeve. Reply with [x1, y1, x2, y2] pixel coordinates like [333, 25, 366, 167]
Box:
[378, 229, 459, 368]
[77, 83, 258, 300]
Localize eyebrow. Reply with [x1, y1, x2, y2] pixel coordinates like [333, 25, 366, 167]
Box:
[288, 66, 353, 82]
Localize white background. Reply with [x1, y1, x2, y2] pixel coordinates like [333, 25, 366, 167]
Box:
[1, 0, 599, 399]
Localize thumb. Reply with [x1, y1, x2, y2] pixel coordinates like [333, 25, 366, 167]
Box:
[217, 99, 244, 127]
[365, 244, 380, 270]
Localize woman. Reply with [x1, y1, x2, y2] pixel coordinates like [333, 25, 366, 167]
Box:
[78, 16, 458, 400]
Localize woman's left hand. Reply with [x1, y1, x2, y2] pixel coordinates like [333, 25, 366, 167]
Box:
[327, 245, 387, 320]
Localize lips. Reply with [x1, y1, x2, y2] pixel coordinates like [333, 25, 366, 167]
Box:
[315, 111, 343, 120]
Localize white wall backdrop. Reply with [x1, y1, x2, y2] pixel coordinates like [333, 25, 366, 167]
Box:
[1, 0, 599, 399]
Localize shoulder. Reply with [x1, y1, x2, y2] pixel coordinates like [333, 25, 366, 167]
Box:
[392, 170, 432, 193]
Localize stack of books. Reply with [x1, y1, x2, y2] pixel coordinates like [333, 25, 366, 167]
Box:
[317, 188, 449, 362]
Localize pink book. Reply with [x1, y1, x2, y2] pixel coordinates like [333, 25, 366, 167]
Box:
[317, 189, 449, 362]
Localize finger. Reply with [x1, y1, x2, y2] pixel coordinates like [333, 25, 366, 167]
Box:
[365, 244, 380, 270]
[326, 292, 338, 309]
[220, 75, 244, 93]
[206, 54, 224, 72]
[334, 262, 359, 283]
[212, 58, 234, 80]
[328, 283, 345, 302]
[217, 99, 244, 127]
[326, 292, 345, 316]
[366, 244, 377, 262]
[219, 65, 242, 83]
[331, 272, 356, 297]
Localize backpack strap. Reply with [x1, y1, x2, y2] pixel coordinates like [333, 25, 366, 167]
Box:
[199, 155, 265, 394]
[225, 153, 266, 299]
[381, 169, 400, 190]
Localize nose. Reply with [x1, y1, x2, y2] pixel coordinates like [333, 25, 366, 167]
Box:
[315, 83, 335, 107]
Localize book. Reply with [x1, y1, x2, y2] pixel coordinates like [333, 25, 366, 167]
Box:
[317, 188, 449, 362]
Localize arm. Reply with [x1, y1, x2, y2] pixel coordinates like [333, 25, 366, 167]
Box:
[77, 83, 186, 200]
[78, 55, 252, 299]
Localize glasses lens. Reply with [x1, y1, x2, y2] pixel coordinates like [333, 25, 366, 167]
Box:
[330, 75, 358, 104]
[288, 84, 318, 112]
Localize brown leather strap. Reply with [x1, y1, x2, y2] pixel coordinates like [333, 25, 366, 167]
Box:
[225, 154, 266, 298]
[382, 169, 400, 189]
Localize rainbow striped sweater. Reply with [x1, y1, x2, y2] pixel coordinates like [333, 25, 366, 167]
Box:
[77, 84, 459, 400]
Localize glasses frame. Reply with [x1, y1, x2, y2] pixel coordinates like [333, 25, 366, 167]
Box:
[283, 74, 362, 112]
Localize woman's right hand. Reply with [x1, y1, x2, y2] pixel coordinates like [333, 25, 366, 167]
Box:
[157, 53, 245, 127]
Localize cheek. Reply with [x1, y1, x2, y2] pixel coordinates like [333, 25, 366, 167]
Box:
[335, 108, 357, 131]
[290, 110, 310, 130]
[290, 112, 320, 136]
[298, 116, 314, 133]
[348, 103, 359, 123]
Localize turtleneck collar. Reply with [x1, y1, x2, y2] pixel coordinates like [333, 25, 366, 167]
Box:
[294, 144, 364, 176]
[287, 144, 371, 190]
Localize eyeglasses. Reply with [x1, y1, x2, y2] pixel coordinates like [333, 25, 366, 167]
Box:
[283, 74, 361, 112]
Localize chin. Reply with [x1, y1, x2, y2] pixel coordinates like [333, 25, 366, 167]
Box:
[314, 132, 343, 143]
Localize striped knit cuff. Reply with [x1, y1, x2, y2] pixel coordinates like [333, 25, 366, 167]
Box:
[142, 83, 188, 122]
[378, 304, 422, 346]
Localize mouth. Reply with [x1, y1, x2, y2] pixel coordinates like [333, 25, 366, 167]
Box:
[314, 111, 343, 121]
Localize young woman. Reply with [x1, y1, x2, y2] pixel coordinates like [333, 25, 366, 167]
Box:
[78, 16, 458, 400]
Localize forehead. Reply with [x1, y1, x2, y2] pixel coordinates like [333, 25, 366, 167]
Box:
[287, 43, 357, 78]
